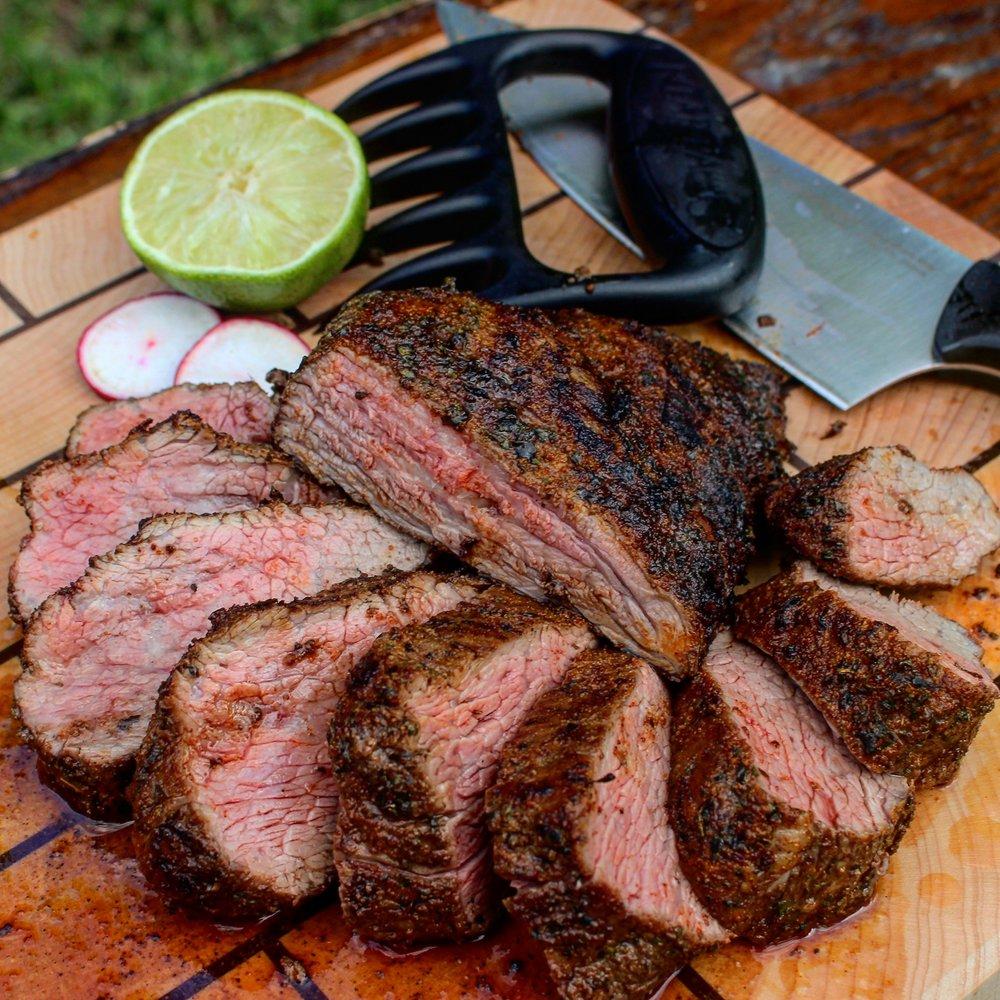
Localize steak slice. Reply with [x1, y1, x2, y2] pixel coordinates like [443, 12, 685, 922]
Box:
[764, 445, 1000, 587]
[736, 562, 996, 786]
[670, 632, 914, 945]
[332, 585, 595, 949]
[15, 502, 428, 820]
[9, 412, 329, 621]
[274, 288, 787, 677]
[488, 649, 728, 1000]
[131, 570, 484, 919]
[66, 381, 276, 456]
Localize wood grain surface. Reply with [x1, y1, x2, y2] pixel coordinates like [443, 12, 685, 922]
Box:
[0, 1, 998, 998]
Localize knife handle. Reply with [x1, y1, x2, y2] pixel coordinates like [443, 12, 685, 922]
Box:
[933, 260, 1000, 373]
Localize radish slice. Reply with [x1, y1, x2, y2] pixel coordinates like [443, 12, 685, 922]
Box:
[78, 292, 220, 399]
[175, 318, 309, 390]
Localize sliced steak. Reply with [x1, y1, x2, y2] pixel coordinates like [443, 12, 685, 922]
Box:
[15, 501, 428, 820]
[131, 570, 484, 919]
[274, 288, 787, 677]
[10, 412, 329, 621]
[488, 649, 728, 1000]
[66, 381, 276, 456]
[765, 445, 1000, 587]
[736, 562, 996, 786]
[670, 632, 914, 945]
[332, 585, 595, 949]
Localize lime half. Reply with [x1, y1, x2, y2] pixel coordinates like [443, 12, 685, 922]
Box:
[121, 90, 368, 312]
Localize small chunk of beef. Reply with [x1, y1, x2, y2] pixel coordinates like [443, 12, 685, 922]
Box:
[66, 381, 276, 456]
[332, 585, 595, 949]
[736, 562, 996, 786]
[9, 412, 330, 621]
[131, 571, 483, 919]
[765, 445, 1000, 587]
[274, 288, 787, 677]
[15, 502, 428, 820]
[488, 649, 728, 1000]
[670, 632, 914, 945]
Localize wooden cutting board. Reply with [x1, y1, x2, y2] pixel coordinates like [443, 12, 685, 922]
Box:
[0, 1, 997, 997]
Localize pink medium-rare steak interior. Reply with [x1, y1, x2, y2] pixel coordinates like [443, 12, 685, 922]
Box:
[10, 412, 326, 620]
[584, 659, 726, 938]
[765, 445, 1000, 588]
[274, 289, 790, 678]
[843, 447, 1000, 586]
[15, 502, 428, 819]
[66, 381, 276, 456]
[131, 571, 482, 918]
[488, 650, 727, 1000]
[332, 586, 595, 947]
[800, 562, 992, 690]
[704, 632, 907, 834]
[277, 343, 696, 674]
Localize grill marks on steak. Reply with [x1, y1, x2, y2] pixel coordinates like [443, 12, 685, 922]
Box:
[131, 571, 483, 919]
[15, 502, 429, 820]
[274, 288, 787, 676]
[488, 650, 728, 1000]
[670, 632, 914, 945]
[736, 563, 995, 786]
[66, 381, 276, 457]
[765, 445, 1000, 587]
[332, 585, 595, 949]
[9, 412, 329, 621]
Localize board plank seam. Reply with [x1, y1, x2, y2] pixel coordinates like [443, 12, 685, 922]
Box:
[844, 162, 885, 189]
[0, 813, 75, 873]
[0, 281, 33, 324]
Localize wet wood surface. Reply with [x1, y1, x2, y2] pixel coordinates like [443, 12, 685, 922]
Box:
[0, 0, 998, 997]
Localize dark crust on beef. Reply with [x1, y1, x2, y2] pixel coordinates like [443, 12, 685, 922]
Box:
[669, 666, 915, 946]
[15, 500, 361, 824]
[487, 649, 699, 1000]
[763, 447, 891, 580]
[735, 567, 996, 786]
[8, 410, 335, 625]
[286, 288, 788, 674]
[331, 585, 589, 947]
[130, 570, 480, 921]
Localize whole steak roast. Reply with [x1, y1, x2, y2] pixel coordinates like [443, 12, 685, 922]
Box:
[274, 288, 787, 677]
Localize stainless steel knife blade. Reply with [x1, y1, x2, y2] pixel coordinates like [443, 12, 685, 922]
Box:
[436, 0, 991, 410]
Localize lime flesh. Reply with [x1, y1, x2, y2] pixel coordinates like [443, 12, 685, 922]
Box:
[121, 90, 368, 312]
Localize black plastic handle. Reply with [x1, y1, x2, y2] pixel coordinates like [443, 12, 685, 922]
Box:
[933, 260, 1000, 373]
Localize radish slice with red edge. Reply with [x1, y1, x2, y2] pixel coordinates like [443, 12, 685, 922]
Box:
[78, 292, 220, 399]
[175, 318, 309, 391]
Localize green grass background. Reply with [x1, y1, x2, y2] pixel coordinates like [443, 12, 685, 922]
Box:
[0, 0, 395, 173]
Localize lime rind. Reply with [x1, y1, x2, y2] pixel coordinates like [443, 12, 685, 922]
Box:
[121, 89, 369, 312]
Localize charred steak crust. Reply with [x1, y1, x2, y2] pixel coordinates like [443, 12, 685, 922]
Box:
[131, 571, 484, 919]
[275, 289, 788, 675]
[669, 647, 915, 945]
[332, 585, 593, 948]
[15, 501, 428, 821]
[735, 565, 996, 786]
[8, 411, 332, 623]
[763, 445, 1000, 587]
[65, 381, 277, 456]
[488, 650, 724, 1000]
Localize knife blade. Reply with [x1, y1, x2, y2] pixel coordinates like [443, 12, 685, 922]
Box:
[436, 0, 998, 410]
